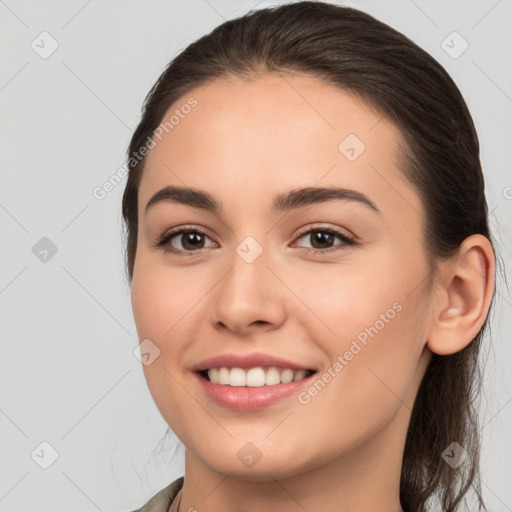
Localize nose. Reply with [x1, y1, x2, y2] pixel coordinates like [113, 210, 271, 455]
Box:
[209, 242, 287, 336]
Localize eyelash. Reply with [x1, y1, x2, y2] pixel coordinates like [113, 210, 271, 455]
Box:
[153, 225, 358, 257]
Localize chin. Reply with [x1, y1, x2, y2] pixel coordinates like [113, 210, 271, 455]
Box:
[197, 444, 312, 482]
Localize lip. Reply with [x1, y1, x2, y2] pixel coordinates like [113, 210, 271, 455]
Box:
[195, 371, 316, 411]
[193, 351, 315, 372]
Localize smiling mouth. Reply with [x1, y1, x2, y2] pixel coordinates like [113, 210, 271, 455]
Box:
[198, 366, 316, 387]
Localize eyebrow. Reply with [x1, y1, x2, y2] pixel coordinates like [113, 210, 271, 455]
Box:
[144, 185, 380, 215]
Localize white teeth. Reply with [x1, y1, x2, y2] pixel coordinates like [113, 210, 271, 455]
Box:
[265, 367, 281, 386]
[246, 367, 266, 387]
[293, 369, 307, 381]
[229, 368, 246, 387]
[208, 368, 219, 384]
[218, 367, 230, 385]
[206, 366, 311, 387]
[280, 369, 294, 383]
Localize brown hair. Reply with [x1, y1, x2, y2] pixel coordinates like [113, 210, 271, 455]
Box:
[122, 2, 496, 510]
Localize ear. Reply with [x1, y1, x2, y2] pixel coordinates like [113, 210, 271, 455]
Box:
[427, 234, 495, 355]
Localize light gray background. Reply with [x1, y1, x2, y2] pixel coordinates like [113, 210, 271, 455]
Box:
[1, 0, 511, 510]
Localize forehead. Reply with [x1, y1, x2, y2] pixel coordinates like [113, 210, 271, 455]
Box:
[138, 72, 422, 222]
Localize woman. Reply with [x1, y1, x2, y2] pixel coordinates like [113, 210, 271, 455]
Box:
[123, 2, 496, 511]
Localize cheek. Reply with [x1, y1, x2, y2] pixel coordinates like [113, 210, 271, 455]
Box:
[131, 260, 190, 403]
[131, 257, 199, 342]
[131, 270, 166, 343]
[294, 255, 428, 411]
[131, 262, 199, 425]
[287, 255, 401, 340]
[292, 301, 427, 460]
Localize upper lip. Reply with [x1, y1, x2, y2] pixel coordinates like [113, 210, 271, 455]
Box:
[193, 352, 316, 372]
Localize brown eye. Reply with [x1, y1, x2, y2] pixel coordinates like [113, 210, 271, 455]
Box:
[155, 227, 216, 255]
[174, 231, 208, 251]
[294, 227, 356, 254]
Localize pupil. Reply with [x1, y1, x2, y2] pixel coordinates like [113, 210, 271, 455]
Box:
[312, 231, 333, 249]
[183, 232, 204, 250]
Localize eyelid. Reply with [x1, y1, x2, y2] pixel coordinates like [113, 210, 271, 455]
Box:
[291, 225, 357, 253]
[152, 225, 216, 255]
[294, 223, 357, 243]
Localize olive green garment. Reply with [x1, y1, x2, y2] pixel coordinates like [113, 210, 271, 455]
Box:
[131, 477, 184, 512]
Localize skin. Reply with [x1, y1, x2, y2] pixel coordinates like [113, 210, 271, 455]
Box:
[130, 72, 494, 512]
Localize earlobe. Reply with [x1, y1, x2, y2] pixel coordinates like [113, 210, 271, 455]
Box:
[426, 234, 495, 356]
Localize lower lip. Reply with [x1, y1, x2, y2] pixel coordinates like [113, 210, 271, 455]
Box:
[196, 372, 315, 410]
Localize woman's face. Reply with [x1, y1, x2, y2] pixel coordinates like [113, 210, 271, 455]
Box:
[131, 73, 434, 480]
